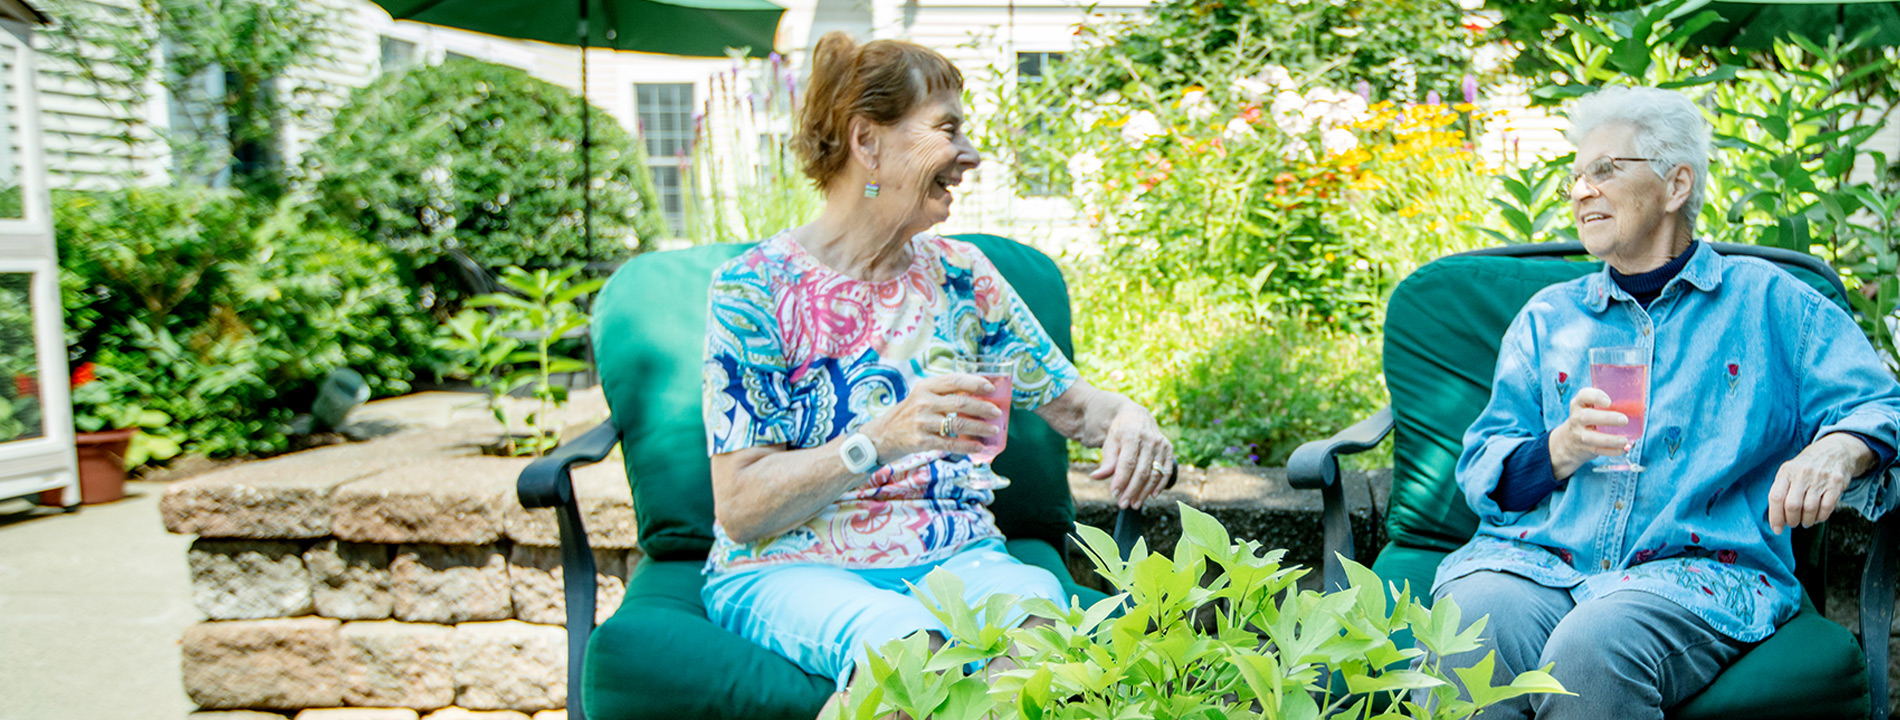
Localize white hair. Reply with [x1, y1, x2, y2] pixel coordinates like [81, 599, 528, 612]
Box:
[1565, 86, 1711, 224]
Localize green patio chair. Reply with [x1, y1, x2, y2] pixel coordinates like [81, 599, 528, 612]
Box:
[1288, 241, 1895, 720]
[516, 234, 1127, 720]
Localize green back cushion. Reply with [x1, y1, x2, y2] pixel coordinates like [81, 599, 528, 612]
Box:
[591, 233, 1077, 560]
[1382, 252, 1848, 553]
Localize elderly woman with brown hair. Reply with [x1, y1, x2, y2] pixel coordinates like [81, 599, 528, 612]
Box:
[698, 32, 1173, 712]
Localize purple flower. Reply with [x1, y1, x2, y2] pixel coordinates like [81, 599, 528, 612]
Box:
[1461, 74, 1477, 105]
[1212, 418, 1223, 425]
[1247, 454, 1259, 464]
[1426, 90, 1442, 105]
[769, 51, 783, 67]
[1355, 79, 1371, 102]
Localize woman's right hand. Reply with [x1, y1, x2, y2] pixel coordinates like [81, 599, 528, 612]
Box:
[860, 374, 1001, 461]
[1550, 387, 1633, 480]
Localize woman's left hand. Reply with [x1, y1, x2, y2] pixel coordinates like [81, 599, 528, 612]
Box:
[1768, 433, 1876, 534]
[1090, 402, 1174, 509]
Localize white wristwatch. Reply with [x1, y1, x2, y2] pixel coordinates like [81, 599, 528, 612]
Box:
[840, 432, 879, 474]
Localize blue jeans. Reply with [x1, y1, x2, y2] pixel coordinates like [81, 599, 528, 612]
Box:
[701, 538, 1067, 691]
[1425, 570, 1751, 719]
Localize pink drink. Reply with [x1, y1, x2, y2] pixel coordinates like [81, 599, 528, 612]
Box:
[967, 373, 1013, 464]
[1590, 362, 1647, 445]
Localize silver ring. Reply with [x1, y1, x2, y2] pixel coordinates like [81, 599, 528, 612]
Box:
[1151, 460, 1167, 473]
[939, 414, 957, 438]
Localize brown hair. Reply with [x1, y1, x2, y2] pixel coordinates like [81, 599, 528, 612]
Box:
[793, 32, 963, 189]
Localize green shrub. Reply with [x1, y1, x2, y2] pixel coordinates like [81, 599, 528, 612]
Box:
[55, 188, 438, 460]
[306, 59, 665, 301]
[1070, 271, 1389, 468]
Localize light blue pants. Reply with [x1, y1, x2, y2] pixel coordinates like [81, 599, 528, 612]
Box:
[701, 538, 1067, 691]
[1424, 570, 1751, 719]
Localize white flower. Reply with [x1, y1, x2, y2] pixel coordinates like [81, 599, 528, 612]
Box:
[1232, 76, 1272, 100]
[1223, 116, 1255, 141]
[1120, 110, 1164, 147]
[1178, 89, 1216, 121]
[1271, 90, 1312, 135]
[1066, 151, 1103, 182]
[1321, 127, 1358, 155]
[1260, 65, 1296, 90]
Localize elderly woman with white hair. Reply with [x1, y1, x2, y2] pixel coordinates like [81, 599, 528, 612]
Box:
[1428, 86, 1900, 718]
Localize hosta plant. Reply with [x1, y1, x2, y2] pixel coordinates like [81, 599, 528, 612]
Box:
[825, 504, 1567, 720]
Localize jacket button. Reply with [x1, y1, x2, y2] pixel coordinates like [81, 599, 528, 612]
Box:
[1601, 559, 1612, 570]
[1642, 328, 1651, 336]
[1615, 501, 1626, 510]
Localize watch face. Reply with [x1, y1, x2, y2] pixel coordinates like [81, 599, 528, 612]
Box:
[845, 444, 873, 465]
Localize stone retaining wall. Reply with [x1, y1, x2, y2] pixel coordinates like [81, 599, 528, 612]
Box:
[163, 394, 630, 719]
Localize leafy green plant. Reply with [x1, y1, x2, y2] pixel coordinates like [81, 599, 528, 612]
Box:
[1477, 161, 1578, 245]
[68, 362, 183, 468]
[442, 266, 604, 456]
[827, 504, 1568, 719]
[306, 59, 665, 304]
[55, 188, 439, 462]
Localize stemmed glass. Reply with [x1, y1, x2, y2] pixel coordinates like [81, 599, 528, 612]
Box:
[949, 354, 1017, 490]
[1589, 346, 1648, 472]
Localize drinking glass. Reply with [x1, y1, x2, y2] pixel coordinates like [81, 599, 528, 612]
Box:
[1589, 346, 1648, 472]
[950, 355, 1017, 490]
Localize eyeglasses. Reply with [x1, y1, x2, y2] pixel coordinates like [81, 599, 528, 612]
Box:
[1567, 156, 1657, 189]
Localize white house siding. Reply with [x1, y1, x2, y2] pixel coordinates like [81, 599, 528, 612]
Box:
[33, 0, 168, 190]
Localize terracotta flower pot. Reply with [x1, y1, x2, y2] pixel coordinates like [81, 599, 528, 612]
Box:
[41, 427, 138, 506]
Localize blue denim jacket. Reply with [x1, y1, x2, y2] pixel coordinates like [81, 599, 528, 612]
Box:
[1436, 243, 1900, 641]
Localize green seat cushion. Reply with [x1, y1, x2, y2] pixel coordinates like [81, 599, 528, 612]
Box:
[586, 538, 1107, 720]
[1674, 593, 1868, 719]
[1366, 544, 1866, 719]
[590, 233, 1080, 560]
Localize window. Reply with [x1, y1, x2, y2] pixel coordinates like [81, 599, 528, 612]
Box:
[635, 83, 696, 235]
[1014, 52, 1067, 198]
[164, 40, 232, 187]
[380, 36, 417, 74]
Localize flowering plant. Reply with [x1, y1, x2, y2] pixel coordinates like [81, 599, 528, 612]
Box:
[975, 8, 1497, 465]
[69, 361, 182, 468]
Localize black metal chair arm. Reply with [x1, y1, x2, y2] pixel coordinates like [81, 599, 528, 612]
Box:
[1288, 407, 1395, 490]
[518, 421, 622, 508]
[514, 420, 620, 720]
[1861, 509, 1898, 720]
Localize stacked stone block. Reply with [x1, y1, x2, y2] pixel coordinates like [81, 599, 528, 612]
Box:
[165, 439, 637, 717]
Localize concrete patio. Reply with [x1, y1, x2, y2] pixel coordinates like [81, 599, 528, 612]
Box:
[0, 483, 197, 720]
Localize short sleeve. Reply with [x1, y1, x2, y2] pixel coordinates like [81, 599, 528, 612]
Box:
[967, 251, 1078, 410]
[703, 262, 796, 454]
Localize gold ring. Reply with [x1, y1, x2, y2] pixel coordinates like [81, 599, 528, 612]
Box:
[939, 414, 957, 438]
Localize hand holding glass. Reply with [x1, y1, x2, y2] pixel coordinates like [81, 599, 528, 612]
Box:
[1589, 346, 1648, 472]
[950, 355, 1015, 490]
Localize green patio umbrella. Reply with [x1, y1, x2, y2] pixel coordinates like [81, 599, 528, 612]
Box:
[373, 0, 785, 259]
[1676, 0, 1900, 49]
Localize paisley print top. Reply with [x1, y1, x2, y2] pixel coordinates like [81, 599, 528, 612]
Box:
[702, 232, 1079, 574]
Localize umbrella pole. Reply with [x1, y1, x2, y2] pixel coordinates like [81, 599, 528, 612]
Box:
[580, 0, 595, 264]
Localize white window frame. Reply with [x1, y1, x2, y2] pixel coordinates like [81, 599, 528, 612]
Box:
[0, 16, 76, 504]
